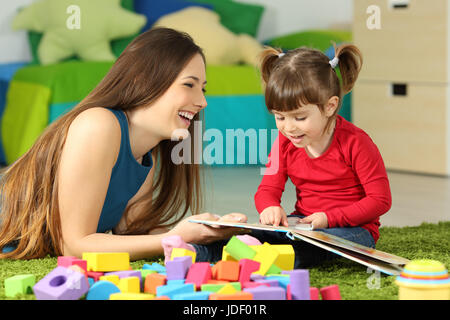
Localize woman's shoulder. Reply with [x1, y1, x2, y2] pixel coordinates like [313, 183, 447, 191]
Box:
[65, 107, 122, 163]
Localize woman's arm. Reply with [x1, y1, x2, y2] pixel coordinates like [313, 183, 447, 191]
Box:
[58, 108, 246, 260]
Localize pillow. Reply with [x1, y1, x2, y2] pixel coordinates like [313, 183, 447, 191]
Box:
[191, 0, 264, 37]
[264, 30, 352, 52]
[133, 0, 214, 32]
[154, 7, 263, 66]
[12, 0, 146, 65]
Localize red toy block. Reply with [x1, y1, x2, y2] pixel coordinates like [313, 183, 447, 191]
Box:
[87, 271, 104, 282]
[57, 256, 87, 273]
[211, 261, 239, 282]
[185, 262, 212, 290]
[320, 285, 341, 300]
[209, 291, 253, 300]
[238, 259, 260, 285]
[144, 273, 167, 295]
[310, 287, 320, 300]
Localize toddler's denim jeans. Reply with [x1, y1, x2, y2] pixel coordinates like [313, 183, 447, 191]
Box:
[191, 215, 375, 268]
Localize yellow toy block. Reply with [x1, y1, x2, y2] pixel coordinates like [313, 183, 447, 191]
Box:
[82, 252, 130, 272]
[118, 277, 140, 293]
[252, 243, 279, 276]
[221, 248, 237, 261]
[171, 248, 196, 264]
[110, 293, 154, 300]
[272, 245, 295, 271]
[217, 283, 238, 295]
[99, 275, 120, 286]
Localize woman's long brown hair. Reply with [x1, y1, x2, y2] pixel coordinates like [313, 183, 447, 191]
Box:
[0, 27, 205, 259]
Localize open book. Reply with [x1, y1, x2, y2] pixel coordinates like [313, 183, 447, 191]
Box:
[188, 217, 410, 276]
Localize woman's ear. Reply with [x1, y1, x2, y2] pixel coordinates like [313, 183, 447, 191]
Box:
[325, 96, 339, 116]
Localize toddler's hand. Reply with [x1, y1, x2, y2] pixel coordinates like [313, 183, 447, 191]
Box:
[260, 206, 289, 227]
[298, 212, 328, 229]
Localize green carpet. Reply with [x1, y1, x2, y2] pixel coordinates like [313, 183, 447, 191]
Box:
[1, 221, 449, 300]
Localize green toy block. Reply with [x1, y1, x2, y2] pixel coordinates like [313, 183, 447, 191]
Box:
[266, 263, 282, 275]
[201, 282, 241, 293]
[224, 236, 256, 261]
[4, 274, 36, 297]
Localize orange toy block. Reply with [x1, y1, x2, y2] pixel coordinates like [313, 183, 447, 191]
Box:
[144, 273, 167, 295]
[209, 292, 253, 300]
[211, 261, 239, 282]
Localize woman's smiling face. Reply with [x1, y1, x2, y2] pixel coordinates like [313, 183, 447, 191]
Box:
[140, 53, 207, 140]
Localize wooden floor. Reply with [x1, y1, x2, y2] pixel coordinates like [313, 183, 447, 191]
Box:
[203, 166, 450, 227]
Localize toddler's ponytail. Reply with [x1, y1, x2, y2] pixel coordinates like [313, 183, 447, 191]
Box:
[260, 47, 284, 85]
[333, 43, 363, 94]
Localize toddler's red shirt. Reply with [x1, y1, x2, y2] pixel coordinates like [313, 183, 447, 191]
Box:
[254, 116, 392, 242]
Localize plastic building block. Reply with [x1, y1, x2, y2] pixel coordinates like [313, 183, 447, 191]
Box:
[86, 280, 120, 300]
[166, 256, 192, 280]
[236, 235, 262, 246]
[57, 256, 88, 273]
[173, 291, 210, 300]
[118, 277, 140, 293]
[201, 282, 241, 293]
[139, 269, 157, 281]
[156, 283, 195, 299]
[238, 259, 260, 285]
[242, 281, 270, 289]
[142, 262, 166, 273]
[82, 252, 130, 272]
[310, 287, 320, 300]
[252, 243, 279, 275]
[209, 291, 253, 300]
[221, 249, 237, 262]
[288, 269, 310, 300]
[266, 275, 290, 289]
[33, 266, 89, 300]
[99, 275, 120, 286]
[4, 274, 36, 297]
[87, 271, 104, 282]
[217, 283, 237, 294]
[167, 279, 185, 286]
[161, 235, 196, 264]
[254, 279, 279, 287]
[244, 285, 286, 300]
[144, 273, 167, 294]
[171, 247, 196, 264]
[272, 245, 295, 271]
[320, 285, 341, 300]
[211, 260, 239, 281]
[224, 236, 257, 261]
[185, 262, 212, 290]
[105, 270, 142, 291]
[110, 293, 154, 300]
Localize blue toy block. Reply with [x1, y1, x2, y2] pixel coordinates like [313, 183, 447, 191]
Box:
[167, 279, 185, 286]
[165, 256, 192, 280]
[86, 280, 121, 300]
[142, 262, 166, 273]
[156, 283, 195, 299]
[266, 276, 290, 289]
[173, 291, 210, 300]
[33, 266, 89, 300]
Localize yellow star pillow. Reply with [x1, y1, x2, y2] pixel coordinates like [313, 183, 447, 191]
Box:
[12, 0, 146, 65]
[154, 7, 263, 66]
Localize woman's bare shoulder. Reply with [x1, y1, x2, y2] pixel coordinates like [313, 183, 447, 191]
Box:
[64, 107, 122, 166]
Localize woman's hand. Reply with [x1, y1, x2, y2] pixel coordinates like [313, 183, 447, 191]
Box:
[259, 206, 289, 227]
[298, 212, 328, 229]
[168, 212, 249, 245]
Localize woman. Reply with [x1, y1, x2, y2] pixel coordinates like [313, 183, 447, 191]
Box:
[0, 27, 246, 260]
